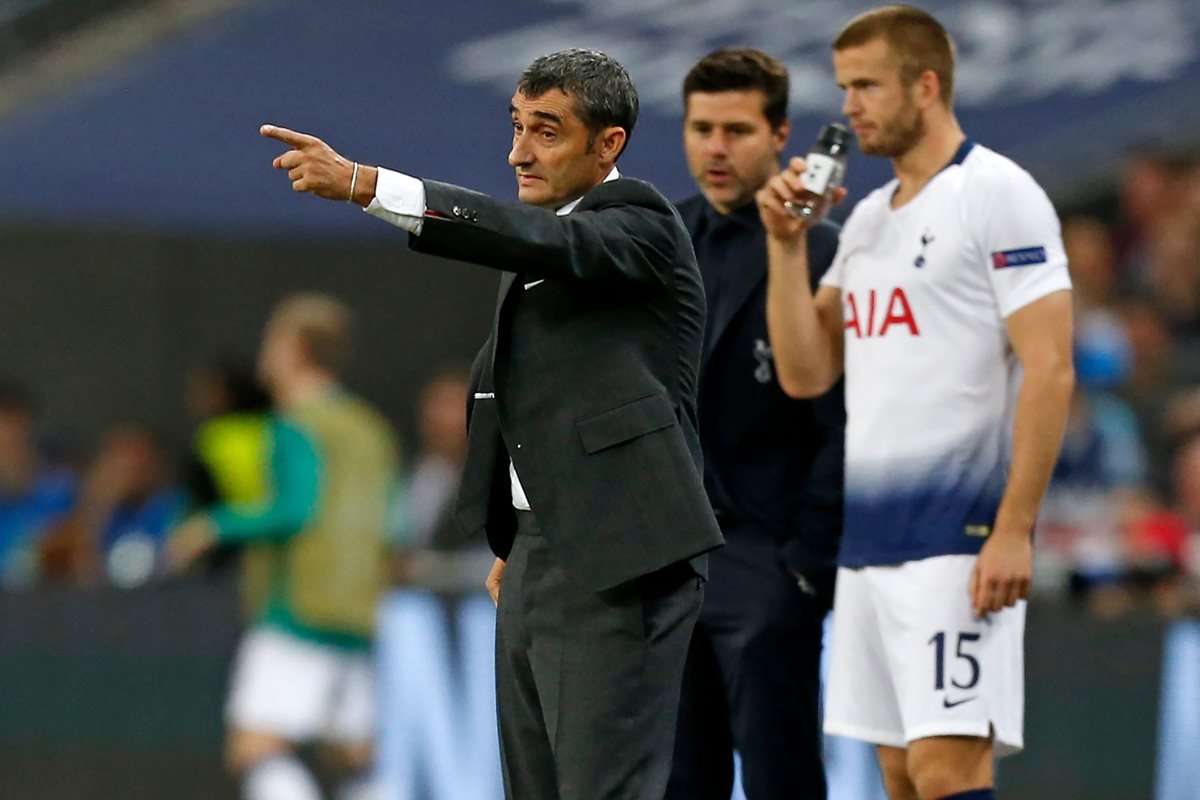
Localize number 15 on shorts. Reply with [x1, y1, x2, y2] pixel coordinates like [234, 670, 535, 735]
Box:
[929, 631, 980, 704]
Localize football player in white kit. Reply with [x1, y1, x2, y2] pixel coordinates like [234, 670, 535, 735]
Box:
[757, 6, 1074, 800]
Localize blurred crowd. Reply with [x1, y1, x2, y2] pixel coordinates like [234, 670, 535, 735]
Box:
[1, 148, 1199, 617]
[1039, 147, 1200, 616]
[0, 355, 484, 594]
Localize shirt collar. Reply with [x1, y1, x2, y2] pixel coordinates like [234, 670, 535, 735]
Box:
[890, 138, 977, 203]
[556, 167, 621, 216]
[702, 196, 760, 234]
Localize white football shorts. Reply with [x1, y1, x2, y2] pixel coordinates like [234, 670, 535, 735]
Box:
[226, 625, 376, 744]
[823, 554, 1025, 757]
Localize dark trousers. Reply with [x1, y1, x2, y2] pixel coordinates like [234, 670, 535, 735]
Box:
[496, 512, 704, 800]
[665, 532, 834, 800]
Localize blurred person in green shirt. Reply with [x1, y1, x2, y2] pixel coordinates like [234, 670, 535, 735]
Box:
[169, 295, 399, 800]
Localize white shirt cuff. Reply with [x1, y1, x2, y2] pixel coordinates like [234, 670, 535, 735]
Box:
[364, 167, 426, 235]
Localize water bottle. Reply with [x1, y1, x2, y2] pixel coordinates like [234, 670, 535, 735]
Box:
[786, 122, 850, 224]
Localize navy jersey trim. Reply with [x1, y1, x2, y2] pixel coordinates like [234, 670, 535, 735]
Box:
[946, 138, 976, 169]
[891, 139, 977, 203]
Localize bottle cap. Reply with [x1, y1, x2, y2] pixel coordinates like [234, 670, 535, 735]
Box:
[818, 122, 851, 149]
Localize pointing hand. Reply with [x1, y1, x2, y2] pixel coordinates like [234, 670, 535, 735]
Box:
[261, 124, 373, 204]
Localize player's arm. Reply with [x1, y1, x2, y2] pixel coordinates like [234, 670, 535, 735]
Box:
[209, 420, 321, 544]
[758, 157, 844, 398]
[971, 290, 1074, 615]
[167, 421, 321, 571]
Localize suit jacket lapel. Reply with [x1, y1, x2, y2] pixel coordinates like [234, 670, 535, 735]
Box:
[489, 271, 519, 372]
[496, 271, 518, 315]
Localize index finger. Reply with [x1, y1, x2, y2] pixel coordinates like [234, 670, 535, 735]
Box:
[260, 124, 318, 148]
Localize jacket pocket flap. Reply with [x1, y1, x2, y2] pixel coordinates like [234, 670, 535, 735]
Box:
[576, 393, 676, 454]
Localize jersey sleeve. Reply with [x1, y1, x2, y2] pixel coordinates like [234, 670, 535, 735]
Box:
[819, 209, 859, 291]
[972, 164, 1072, 318]
[819, 242, 845, 290]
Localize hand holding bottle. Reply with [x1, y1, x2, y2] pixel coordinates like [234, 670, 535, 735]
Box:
[757, 158, 811, 241]
[757, 155, 849, 242]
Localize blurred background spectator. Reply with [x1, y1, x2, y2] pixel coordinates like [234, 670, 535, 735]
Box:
[393, 363, 470, 551]
[1034, 145, 1200, 619]
[390, 363, 493, 591]
[0, 382, 76, 589]
[1063, 215, 1119, 324]
[38, 422, 183, 587]
[1174, 436, 1200, 581]
[1114, 150, 1186, 283]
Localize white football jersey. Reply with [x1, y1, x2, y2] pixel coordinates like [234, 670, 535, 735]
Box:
[820, 141, 1072, 567]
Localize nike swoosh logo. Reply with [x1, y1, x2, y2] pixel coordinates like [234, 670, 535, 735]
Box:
[943, 696, 977, 709]
[524, 279, 545, 290]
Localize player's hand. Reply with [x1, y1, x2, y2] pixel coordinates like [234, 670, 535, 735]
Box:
[165, 514, 218, 574]
[970, 529, 1032, 617]
[485, 557, 505, 607]
[756, 157, 848, 241]
[261, 124, 359, 201]
[757, 157, 810, 241]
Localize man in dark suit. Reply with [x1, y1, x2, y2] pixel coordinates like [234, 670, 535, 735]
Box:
[667, 49, 845, 800]
[261, 48, 723, 800]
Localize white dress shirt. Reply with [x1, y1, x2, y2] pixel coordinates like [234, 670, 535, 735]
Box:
[366, 166, 621, 512]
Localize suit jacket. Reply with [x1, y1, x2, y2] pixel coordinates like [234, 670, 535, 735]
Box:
[676, 195, 845, 575]
[409, 177, 724, 592]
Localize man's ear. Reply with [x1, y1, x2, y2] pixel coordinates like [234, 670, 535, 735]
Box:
[915, 68, 942, 110]
[772, 120, 792, 157]
[596, 126, 628, 163]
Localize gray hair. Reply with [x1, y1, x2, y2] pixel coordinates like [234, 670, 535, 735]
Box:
[517, 48, 639, 158]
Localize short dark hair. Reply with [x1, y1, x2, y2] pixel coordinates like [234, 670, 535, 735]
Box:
[834, 5, 956, 107]
[683, 48, 790, 129]
[517, 48, 639, 157]
[202, 360, 271, 413]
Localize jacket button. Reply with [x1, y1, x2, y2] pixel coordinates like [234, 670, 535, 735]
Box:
[452, 205, 462, 217]
[516, 444, 522, 449]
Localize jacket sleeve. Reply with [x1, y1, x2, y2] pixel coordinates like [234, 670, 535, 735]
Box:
[806, 219, 842, 290]
[410, 179, 678, 288]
